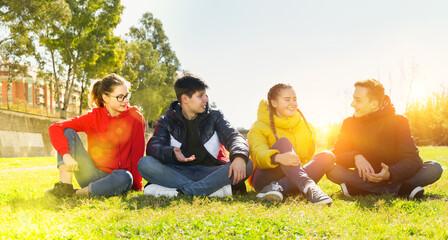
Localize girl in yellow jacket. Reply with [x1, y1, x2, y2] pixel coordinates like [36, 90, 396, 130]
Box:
[247, 83, 334, 205]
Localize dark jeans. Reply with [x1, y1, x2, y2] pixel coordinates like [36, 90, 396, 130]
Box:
[250, 137, 336, 194]
[138, 155, 254, 196]
[56, 129, 133, 197]
[327, 161, 443, 195]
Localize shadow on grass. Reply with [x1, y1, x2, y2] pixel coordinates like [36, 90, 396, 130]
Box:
[5, 191, 289, 212]
[330, 191, 447, 210]
[123, 192, 288, 210]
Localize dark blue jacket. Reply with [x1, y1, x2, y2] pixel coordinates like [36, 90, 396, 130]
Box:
[147, 101, 249, 165]
[332, 96, 423, 183]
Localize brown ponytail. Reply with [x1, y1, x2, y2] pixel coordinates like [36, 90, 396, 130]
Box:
[89, 73, 130, 108]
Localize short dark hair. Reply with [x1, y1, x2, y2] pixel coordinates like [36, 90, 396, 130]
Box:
[354, 79, 385, 104]
[174, 73, 209, 101]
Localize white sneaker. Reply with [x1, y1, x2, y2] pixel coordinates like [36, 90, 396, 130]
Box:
[209, 184, 232, 198]
[144, 184, 178, 198]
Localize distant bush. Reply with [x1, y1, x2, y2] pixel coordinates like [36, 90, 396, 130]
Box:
[406, 87, 448, 146]
[315, 123, 341, 150]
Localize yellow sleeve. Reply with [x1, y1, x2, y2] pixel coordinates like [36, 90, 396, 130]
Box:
[247, 123, 279, 169]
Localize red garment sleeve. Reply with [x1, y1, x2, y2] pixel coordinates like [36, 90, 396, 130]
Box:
[48, 112, 94, 156]
[130, 114, 145, 191]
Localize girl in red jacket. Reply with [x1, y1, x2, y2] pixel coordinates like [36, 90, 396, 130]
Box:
[47, 73, 145, 197]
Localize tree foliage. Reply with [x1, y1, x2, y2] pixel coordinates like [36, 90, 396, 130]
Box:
[37, 0, 124, 117]
[2, 3, 180, 121]
[119, 12, 180, 124]
[0, 0, 69, 109]
[406, 86, 448, 146]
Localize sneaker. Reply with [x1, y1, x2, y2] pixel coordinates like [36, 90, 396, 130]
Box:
[340, 183, 369, 197]
[45, 182, 76, 198]
[209, 184, 232, 198]
[398, 183, 424, 200]
[144, 184, 178, 198]
[256, 181, 284, 202]
[409, 186, 424, 200]
[305, 184, 333, 205]
[340, 183, 351, 197]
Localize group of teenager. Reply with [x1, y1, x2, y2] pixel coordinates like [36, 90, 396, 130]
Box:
[46, 73, 443, 205]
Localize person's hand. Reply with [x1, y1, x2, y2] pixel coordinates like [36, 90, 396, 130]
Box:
[354, 154, 374, 181]
[274, 152, 301, 166]
[365, 163, 390, 183]
[62, 154, 79, 172]
[228, 157, 246, 185]
[174, 148, 195, 162]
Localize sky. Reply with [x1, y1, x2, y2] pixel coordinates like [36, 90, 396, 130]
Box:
[115, 0, 448, 129]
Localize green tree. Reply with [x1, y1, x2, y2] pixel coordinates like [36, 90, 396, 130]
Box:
[37, 0, 124, 118]
[119, 12, 180, 125]
[0, 0, 66, 109]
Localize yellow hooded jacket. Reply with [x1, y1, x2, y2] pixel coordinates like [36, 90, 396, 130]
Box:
[247, 100, 315, 169]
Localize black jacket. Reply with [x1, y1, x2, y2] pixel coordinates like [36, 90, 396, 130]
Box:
[332, 96, 423, 183]
[147, 101, 249, 165]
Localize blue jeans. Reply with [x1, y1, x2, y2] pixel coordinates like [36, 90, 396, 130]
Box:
[57, 129, 133, 197]
[250, 137, 336, 194]
[138, 156, 254, 196]
[327, 161, 443, 195]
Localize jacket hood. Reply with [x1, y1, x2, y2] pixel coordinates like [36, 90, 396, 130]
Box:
[354, 95, 396, 121]
[166, 100, 210, 123]
[256, 99, 302, 129]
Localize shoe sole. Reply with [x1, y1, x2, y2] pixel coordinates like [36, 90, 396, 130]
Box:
[340, 183, 351, 197]
[209, 185, 233, 198]
[312, 197, 333, 205]
[409, 186, 424, 200]
[143, 186, 178, 198]
[256, 191, 283, 202]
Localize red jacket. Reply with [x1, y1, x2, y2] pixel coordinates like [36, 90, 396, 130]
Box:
[49, 106, 145, 191]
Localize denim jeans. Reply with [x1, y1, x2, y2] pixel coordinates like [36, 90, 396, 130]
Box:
[138, 155, 254, 196]
[57, 128, 133, 197]
[326, 161, 443, 195]
[250, 137, 336, 194]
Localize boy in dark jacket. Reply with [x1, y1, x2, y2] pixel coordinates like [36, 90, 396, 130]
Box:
[327, 79, 443, 200]
[138, 73, 252, 197]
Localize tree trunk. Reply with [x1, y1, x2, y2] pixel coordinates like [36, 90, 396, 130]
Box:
[60, 109, 67, 119]
[50, 47, 62, 111]
[79, 85, 85, 115]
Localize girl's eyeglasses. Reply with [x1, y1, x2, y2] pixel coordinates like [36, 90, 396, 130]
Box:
[107, 93, 131, 102]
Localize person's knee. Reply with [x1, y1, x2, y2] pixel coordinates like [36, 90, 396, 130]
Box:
[315, 150, 336, 169]
[137, 156, 149, 172]
[271, 137, 294, 152]
[429, 161, 443, 180]
[138, 156, 166, 179]
[113, 170, 133, 190]
[63, 128, 77, 138]
[138, 156, 156, 173]
[276, 137, 292, 145]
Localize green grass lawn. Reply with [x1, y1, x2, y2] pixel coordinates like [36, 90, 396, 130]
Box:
[1, 147, 447, 239]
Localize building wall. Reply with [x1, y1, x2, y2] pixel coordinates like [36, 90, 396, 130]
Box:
[0, 65, 82, 118]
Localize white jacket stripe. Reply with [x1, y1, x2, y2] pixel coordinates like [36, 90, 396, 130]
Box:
[170, 132, 220, 158]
